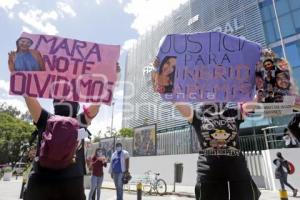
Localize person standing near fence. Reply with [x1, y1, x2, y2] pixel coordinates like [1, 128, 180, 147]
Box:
[151, 58, 261, 200]
[273, 152, 297, 197]
[109, 143, 130, 200]
[288, 113, 300, 142]
[88, 148, 107, 200]
[282, 128, 299, 148]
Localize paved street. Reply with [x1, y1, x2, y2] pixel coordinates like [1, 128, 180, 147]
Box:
[1, 178, 300, 200]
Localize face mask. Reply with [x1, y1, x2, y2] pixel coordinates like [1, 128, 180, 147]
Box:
[96, 151, 102, 156]
[116, 147, 122, 152]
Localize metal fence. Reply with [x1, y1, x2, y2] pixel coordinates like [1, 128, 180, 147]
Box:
[93, 126, 281, 157]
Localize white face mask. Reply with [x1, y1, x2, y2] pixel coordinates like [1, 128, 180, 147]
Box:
[96, 151, 102, 156]
[116, 147, 122, 152]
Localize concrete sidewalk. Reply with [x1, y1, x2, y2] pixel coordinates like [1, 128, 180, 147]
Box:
[101, 181, 300, 199]
[102, 181, 194, 197]
[1, 178, 300, 200]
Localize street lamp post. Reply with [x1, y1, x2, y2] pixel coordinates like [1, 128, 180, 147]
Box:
[110, 100, 115, 137]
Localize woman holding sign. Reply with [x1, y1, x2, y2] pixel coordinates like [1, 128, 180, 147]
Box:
[8, 36, 45, 72]
[152, 57, 260, 200]
[22, 63, 120, 200]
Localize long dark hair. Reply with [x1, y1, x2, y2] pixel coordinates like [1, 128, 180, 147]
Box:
[94, 148, 101, 157]
[275, 70, 291, 90]
[159, 56, 176, 79]
[159, 56, 176, 93]
[276, 152, 283, 159]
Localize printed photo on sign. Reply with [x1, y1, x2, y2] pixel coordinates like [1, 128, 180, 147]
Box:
[253, 49, 300, 116]
[99, 137, 115, 162]
[133, 124, 156, 156]
[155, 32, 261, 102]
[9, 32, 120, 104]
[193, 103, 242, 156]
[156, 56, 176, 94]
[8, 36, 45, 72]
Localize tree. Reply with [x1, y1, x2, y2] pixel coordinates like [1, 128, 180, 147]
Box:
[117, 128, 134, 138]
[0, 112, 35, 165]
[93, 136, 100, 143]
[0, 103, 21, 117]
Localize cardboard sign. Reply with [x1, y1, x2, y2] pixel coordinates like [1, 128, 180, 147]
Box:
[155, 32, 261, 102]
[133, 124, 156, 156]
[9, 32, 120, 104]
[254, 49, 300, 116]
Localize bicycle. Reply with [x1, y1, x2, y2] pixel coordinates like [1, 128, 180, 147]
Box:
[142, 170, 167, 195]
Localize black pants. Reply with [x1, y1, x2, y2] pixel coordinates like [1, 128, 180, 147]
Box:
[195, 179, 260, 200]
[23, 176, 86, 200]
[195, 155, 261, 200]
[279, 173, 295, 191]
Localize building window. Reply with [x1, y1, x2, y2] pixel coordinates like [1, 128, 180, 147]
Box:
[276, 0, 290, 16]
[272, 45, 284, 58]
[279, 14, 296, 37]
[260, 0, 300, 43]
[292, 9, 300, 32]
[263, 21, 280, 43]
[292, 68, 300, 92]
[289, 0, 300, 10]
[285, 41, 300, 68]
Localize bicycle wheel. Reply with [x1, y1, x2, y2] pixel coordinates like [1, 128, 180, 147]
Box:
[142, 184, 152, 194]
[156, 179, 167, 195]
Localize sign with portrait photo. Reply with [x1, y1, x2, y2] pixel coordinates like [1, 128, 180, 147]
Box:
[155, 32, 261, 102]
[9, 32, 120, 105]
[253, 49, 300, 116]
[99, 137, 115, 162]
[133, 124, 157, 156]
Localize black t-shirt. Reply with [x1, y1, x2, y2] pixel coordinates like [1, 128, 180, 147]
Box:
[30, 109, 87, 179]
[192, 103, 253, 182]
[192, 103, 243, 156]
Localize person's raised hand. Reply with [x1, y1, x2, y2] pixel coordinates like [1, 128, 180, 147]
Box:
[8, 51, 16, 72]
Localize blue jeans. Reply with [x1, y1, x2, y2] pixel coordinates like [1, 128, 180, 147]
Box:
[88, 175, 104, 200]
[112, 173, 124, 200]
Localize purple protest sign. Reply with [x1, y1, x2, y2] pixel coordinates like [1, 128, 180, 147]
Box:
[9, 32, 120, 104]
[155, 32, 261, 102]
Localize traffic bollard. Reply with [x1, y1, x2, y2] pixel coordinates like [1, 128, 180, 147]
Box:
[137, 182, 142, 200]
[279, 190, 288, 200]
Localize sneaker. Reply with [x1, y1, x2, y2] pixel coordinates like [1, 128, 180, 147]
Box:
[293, 189, 298, 197]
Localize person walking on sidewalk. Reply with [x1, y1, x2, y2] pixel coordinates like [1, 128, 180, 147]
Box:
[273, 152, 298, 197]
[88, 148, 107, 200]
[109, 143, 130, 200]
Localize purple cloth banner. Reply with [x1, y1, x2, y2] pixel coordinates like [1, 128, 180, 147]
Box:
[156, 32, 261, 102]
[9, 32, 120, 105]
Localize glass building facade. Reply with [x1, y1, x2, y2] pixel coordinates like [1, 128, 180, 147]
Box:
[260, 0, 300, 89]
[123, 0, 300, 133]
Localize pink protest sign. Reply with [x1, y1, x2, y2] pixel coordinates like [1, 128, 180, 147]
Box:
[9, 32, 120, 104]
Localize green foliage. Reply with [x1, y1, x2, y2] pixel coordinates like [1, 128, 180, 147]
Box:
[0, 112, 34, 165]
[0, 103, 21, 117]
[117, 128, 134, 138]
[93, 136, 100, 143]
[3, 166, 12, 173]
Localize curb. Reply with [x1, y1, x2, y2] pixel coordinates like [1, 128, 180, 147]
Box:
[99, 186, 195, 198]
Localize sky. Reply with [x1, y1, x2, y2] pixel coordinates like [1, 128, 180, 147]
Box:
[0, 0, 188, 137]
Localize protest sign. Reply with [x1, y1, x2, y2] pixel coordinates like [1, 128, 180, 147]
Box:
[9, 32, 120, 104]
[155, 32, 261, 102]
[133, 124, 156, 156]
[254, 49, 300, 116]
